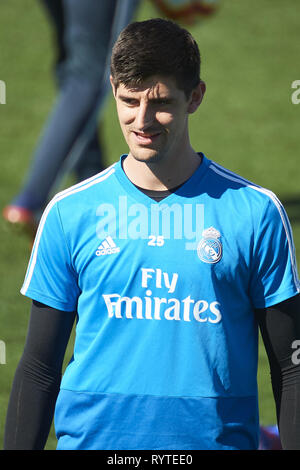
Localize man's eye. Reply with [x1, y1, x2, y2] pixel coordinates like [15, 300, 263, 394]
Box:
[155, 99, 171, 106]
[124, 98, 138, 106]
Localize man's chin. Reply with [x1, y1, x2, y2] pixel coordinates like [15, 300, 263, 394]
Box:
[129, 149, 163, 164]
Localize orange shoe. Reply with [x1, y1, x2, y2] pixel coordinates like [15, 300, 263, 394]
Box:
[2, 205, 38, 238]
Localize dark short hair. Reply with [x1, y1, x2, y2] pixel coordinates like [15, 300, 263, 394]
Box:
[110, 18, 201, 99]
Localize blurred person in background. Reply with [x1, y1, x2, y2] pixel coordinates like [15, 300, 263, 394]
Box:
[2, 0, 140, 236]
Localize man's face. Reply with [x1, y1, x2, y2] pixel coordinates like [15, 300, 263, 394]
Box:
[111, 75, 199, 164]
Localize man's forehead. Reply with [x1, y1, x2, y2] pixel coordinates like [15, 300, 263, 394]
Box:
[118, 76, 180, 97]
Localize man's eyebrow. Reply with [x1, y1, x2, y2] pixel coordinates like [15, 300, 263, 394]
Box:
[118, 94, 174, 103]
[118, 94, 137, 101]
[149, 96, 173, 103]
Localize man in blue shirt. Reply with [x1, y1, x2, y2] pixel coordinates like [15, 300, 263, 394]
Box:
[4, 18, 300, 450]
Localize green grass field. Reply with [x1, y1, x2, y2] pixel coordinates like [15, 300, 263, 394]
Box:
[0, 0, 299, 450]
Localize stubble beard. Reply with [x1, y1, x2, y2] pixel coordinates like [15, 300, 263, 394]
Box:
[130, 148, 165, 165]
[128, 128, 171, 166]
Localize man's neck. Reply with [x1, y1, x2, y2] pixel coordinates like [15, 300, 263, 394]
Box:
[123, 149, 202, 191]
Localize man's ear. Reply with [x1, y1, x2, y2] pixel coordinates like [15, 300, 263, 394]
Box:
[110, 75, 117, 97]
[187, 80, 206, 114]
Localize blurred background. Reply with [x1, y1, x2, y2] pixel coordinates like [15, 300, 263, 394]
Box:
[0, 0, 299, 450]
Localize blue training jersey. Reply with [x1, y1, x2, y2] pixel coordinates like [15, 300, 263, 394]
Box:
[21, 154, 300, 450]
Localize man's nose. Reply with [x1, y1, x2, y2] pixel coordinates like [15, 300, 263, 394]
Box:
[135, 102, 155, 130]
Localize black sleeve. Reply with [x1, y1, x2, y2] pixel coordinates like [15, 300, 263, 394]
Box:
[255, 294, 300, 450]
[3, 301, 76, 450]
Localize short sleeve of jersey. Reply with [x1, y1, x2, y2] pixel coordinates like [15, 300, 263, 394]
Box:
[249, 196, 300, 309]
[21, 200, 80, 311]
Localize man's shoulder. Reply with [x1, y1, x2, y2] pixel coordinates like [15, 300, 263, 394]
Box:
[53, 163, 118, 208]
[206, 158, 279, 205]
[38, 164, 118, 233]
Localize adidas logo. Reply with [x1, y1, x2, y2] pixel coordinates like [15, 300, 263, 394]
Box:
[96, 236, 120, 256]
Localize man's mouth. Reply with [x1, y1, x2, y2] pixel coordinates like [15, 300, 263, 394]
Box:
[132, 130, 161, 145]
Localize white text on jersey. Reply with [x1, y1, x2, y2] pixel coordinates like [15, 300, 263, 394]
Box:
[102, 267, 222, 324]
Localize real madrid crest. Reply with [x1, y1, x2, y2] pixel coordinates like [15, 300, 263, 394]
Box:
[197, 227, 222, 264]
